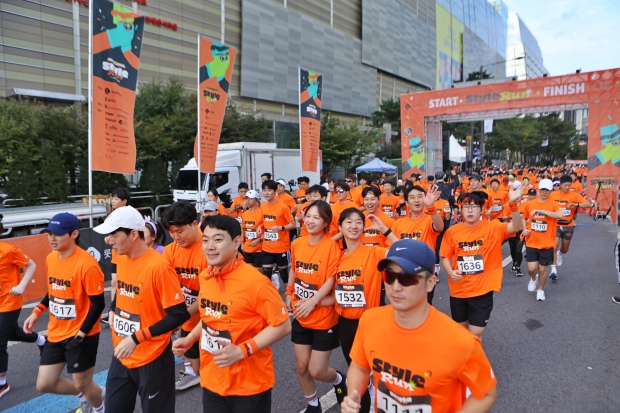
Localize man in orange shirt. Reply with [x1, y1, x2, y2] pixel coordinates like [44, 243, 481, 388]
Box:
[227, 182, 250, 223]
[276, 179, 298, 214]
[296, 176, 310, 207]
[94, 206, 190, 413]
[569, 171, 585, 194]
[329, 181, 357, 239]
[0, 225, 41, 398]
[441, 188, 523, 338]
[162, 201, 209, 391]
[296, 185, 328, 238]
[486, 179, 508, 221]
[360, 186, 395, 247]
[241, 190, 264, 267]
[173, 215, 291, 413]
[521, 179, 564, 301]
[341, 240, 497, 413]
[347, 175, 367, 208]
[379, 180, 400, 219]
[24, 213, 105, 412]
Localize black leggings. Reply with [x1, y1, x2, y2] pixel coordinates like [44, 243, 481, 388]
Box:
[337, 316, 371, 413]
[0, 308, 38, 373]
[508, 232, 524, 267]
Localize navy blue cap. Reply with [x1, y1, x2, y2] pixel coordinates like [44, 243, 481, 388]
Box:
[41, 213, 80, 235]
[527, 189, 537, 196]
[559, 175, 572, 184]
[378, 239, 436, 275]
[470, 174, 481, 181]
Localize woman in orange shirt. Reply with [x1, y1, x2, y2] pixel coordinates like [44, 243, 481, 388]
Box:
[285, 201, 346, 413]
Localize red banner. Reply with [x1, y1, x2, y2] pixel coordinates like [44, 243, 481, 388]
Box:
[194, 37, 237, 173]
[299, 68, 323, 172]
[91, 0, 144, 174]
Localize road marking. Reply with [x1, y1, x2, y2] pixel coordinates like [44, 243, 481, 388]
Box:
[502, 246, 526, 267]
[298, 389, 337, 413]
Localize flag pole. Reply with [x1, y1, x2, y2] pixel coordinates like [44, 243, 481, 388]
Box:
[197, 34, 202, 210]
[88, 0, 94, 227]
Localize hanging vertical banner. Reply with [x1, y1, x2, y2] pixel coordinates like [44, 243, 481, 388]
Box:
[91, 0, 144, 174]
[194, 36, 237, 173]
[299, 68, 322, 172]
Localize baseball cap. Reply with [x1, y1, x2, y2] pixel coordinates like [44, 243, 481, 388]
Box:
[527, 188, 537, 195]
[539, 179, 553, 191]
[93, 206, 145, 234]
[246, 190, 260, 199]
[470, 174, 481, 181]
[377, 240, 435, 275]
[559, 175, 572, 184]
[41, 213, 80, 236]
[276, 179, 287, 186]
[203, 201, 219, 211]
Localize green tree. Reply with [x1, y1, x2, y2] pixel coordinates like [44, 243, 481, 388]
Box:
[371, 98, 402, 160]
[465, 69, 493, 81]
[220, 104, 272, 143]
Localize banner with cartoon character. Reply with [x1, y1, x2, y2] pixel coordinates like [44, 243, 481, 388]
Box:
[91, 0, 144, 174]
[194, 36, 237, 173]
[400, 68, 620, 221]
[299, 68, 322, 172]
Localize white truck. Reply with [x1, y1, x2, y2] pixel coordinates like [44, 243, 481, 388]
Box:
[173, 142, 321, 206]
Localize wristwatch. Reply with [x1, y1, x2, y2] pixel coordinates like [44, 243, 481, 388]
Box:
[281, 226, 285, 231]
[74, 334, 84, 343]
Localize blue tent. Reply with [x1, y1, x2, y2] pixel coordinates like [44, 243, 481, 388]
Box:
[356, 158, 398, 173]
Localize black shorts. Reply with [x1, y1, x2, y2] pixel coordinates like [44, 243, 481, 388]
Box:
[202, 387, 271, 413]
[105, 342, 175, 413]
[261, 251, 290, 268]
[291, 318, 340, 351]
[243, 251, 263, 267]
[525, 247, 554, 266]
[181, 328, 199, 360]
[40, 333, 99, 373]
[556, 226, 575, 240]
[450, 291, 494, 328]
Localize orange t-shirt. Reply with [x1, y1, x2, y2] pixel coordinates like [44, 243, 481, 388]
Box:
[350, 186, 365, 207]
[290, 236, 341, 330]
[0, 242, 30, 312]
[521, 199, 560, 249]
[45, 247, 104, 342]
[487, 189, 508, 221]
[113, 249, 185, 368]
[229, 196, 247, 222]
[550, 190, 586, 227]
[295, 189, 307, 206]
[330, 200, 357, 236]
[335, 245, 386, 319]
[260, 200, 294, 253]
[163, 237, 207, 332]
[434, 199, 450, 221]
[198, 262, 289, 396]
[570, 181, 584, 193]
[241, 208, 264, 253]
[296, 202, 310, 237]
[361, 210, 394, 247]
[389, 214, 441, 250]
[441, 220, 509, 298]
[351, 306, 497, 413]
[394, 198, 409, 219]
[216, 202, 228, 216]
[277, 192, 297, 211]
[379, 195, 401, 219]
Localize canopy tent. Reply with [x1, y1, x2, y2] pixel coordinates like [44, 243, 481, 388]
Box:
[356, 158, 398, 173]
[449, 134, 467, 164]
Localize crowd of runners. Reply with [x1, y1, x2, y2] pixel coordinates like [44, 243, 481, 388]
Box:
[0, 163, 593, 413]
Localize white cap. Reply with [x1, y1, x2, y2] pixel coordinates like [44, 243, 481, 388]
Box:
[246, 190, 260, 199]
[276, 179, 287, 186]
[512, 181, 522, 190]
[539, 179, 553, 191]
[203, 201, 219, 211]
[94, 206, 145, 234]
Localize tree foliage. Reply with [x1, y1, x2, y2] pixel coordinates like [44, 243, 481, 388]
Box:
[371, 98, 402, 160]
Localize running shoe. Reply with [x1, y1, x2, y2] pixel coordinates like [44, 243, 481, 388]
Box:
[303, 403, 322, 413]
[556, 250, 563, 266]
[528, 274, 539, 292]
[515, 268, 523, 277]
[0, 383, 10, 399]
[536, 290, 546, 301]
[175, 371, 200, 390]
[612, 296, 620, 305]
[76, 398, 93, 413]
[549, 267, 558, 281]
[100, 313, 109, 325]
[511, 263, 517, 272]
[333, 370, 348, 405]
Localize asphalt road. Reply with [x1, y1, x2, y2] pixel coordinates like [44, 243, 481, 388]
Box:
[2, 215, 619, 413]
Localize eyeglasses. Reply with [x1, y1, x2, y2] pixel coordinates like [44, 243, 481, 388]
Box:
[461, 205, 481, 211]
[382, 269, 428, 286]
[335, 189, 346, 193]
[345, 180, 354, 183]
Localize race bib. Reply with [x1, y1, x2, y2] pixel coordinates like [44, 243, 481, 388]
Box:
[201, 325, 232, 354]
[49, 296, 76, 320]
[562, 208, 572, 217]
[531, 220, 547, 232]
[294, 277, 318, 300]
[236, 216, 242, 224]
[376, 381, 431, 413]
[265, 230, 279, 241]
[399, 209, 407, 217]
[181, 285, 199, 307]
[114, 308, 140, 338]
[245, 229, 257, 240]
[457, 255, 484, 275]
[491, 205, 503, 212]
[383, 208, 393, 218]
[335, 284, 366, 308]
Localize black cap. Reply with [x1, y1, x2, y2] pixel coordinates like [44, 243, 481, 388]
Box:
[470, 174, 481, 181]
[527, 189, 537, 196]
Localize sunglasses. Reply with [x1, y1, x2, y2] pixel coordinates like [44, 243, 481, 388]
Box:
[335, 189, 346, 193]
[382, 269, 428, 286]
[345, 180, 354, 183]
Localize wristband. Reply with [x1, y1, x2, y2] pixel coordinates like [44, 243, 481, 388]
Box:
[133, 328, 153, 344]
[241, 339, 258, 358]
[508, 202, 518, 212]
[383, 228, 392, 237]
[32, 303, 46, 317]
[285, 285, 294, 296]
[425, 206, 437, 215]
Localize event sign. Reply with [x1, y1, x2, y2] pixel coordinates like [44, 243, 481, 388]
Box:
[299, 68, 322, 172]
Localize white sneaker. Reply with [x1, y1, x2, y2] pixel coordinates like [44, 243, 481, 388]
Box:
[528, 274, 539, 292]
[536, 290, 546, 301]
[556, 251, 563, 266]
[175, 371, 200, 390]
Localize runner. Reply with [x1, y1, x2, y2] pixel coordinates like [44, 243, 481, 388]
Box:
[548, 175, 591, 280]
[296, 176, 310, 207]
[172, 215, 291, 413]
[200, 201, 221, 223]
[23, 213, 105, 413]
[260, 180, 296, 282]
[207, 189, 228, 216]
[93, 206, 190, 413]
[227, 183, 250, 223]
[340, 240, 497, 413]
[161, 201, 209, 391]
[359, 186, 394, 247]
[329, 181, 357, 240]
[487, 179, 508, 221]
[347, 175, 366, 208]
[335, 208, 398, 413]
[0, 220, 44, 399]
[520, 179, 564, 301]
[241, 190, 264, 268]
[296, 185, 328, 238]
[144, 217, 165, 254]
[285, 200, 347, 413]
[441, 187, 524, 338]
[510, 189, 537, 276]
[570, 171, 585, 193]
[276, 179, 298, 214]
[261, 173, 272, 182]
[378, 180, 400, 219]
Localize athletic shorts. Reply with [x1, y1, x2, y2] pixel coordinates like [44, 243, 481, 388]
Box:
[261, 251, 290, 268]
[291, 318, 340, 351]
[202, 387, 271, 413]
[556, 226, 575, 240]
[450, 291, 494, 328]
[40, 333, 99, 373]
[180, 328, 199, 359]
[243, 251, 263, 267]
[525, 247, 554, 266]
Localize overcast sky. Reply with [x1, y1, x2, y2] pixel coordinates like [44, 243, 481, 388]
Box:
[501, 0, 620, 76]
